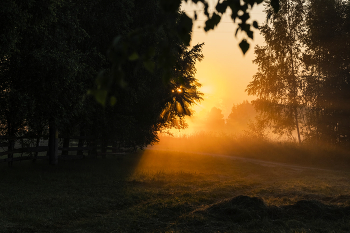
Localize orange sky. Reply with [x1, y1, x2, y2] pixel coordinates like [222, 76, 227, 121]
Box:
[168, 1, 267, 136]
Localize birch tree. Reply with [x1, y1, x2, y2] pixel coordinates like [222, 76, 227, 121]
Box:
[246, 0, 306, 143]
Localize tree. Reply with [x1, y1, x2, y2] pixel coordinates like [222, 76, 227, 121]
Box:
[82, 1, 204, 149]
[160, 43, 204, 131]
[0, 0, 204, 163]
[226, 100, 257, 133]
[205, 107, 225, 131]
[246, 0, 306, 143]
[89, 0, 281, 105]
[302, 0, 350, 145]
[0, 0, 95, 164]
[0, 0, 283, 165]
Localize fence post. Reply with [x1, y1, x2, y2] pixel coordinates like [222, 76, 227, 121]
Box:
[8, 137, 14, 166]
[112, 141, 118, 153]
[48, 119, 58, 165]
[77, 128, 85, 157]
[88, 138, 97, 157]
[33, 135, 41, 162]
[61, 137, 69, 156]
[101, 140, 107, 158]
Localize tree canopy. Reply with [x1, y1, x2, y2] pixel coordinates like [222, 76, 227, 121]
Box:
[89, 0, 281, 106]
[247, 0, 350, 145]
[0, 0, 205, 164]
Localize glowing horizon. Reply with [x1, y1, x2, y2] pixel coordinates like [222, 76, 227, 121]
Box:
[167, 2, 267, 136]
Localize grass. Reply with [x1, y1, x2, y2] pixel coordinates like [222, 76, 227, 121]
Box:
[157, 133, 350, 171]
[1, 149, 350, 232]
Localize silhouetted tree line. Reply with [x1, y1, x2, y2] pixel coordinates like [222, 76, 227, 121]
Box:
[200, 101, 257, 134]
[247, 0, 350, 146]
[0, 0, 203, 162]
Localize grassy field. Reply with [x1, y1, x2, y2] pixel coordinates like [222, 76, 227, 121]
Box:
[1, 149, 350, 232]
[157, 133, 350, 171]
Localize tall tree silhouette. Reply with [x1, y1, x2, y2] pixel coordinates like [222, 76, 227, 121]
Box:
[246, 0, 306, 143]
[160, 43, 204, 130]
[303, 0, 350, 145]
[0, 0, 92, 164]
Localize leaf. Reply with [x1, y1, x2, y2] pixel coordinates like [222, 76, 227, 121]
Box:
[119, 78, 128, 88]
[87, 89, 107, 106]
[270, 0, 280, 13]
[216, 1, 228, 14]
[128, 52, 139, 61]
[239, 12, 250, 23]
[253, 21, 259, 29]
[204, 13, 221, 31]
[110, 96, 117, 106]
[244, 0, 256, 7]
[143, 60, 155, 73]
[203, 2, 209, 17]
[247, 29, 253, 39]
[239, 39, 250, 55]
[235, 28, 240, 37]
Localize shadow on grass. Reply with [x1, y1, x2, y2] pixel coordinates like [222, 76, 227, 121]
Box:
[0, 151, 146, 232]
[0, 150, 145, 179]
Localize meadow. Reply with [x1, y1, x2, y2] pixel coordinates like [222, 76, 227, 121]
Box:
[157, 133, 350, 171]
[1, 145, 350, 232]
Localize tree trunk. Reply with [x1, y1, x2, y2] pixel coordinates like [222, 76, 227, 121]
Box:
[295, 107, 301, 144]
[7, 121, 15, 167]
[48, 119, 58, 165]
[112, 140, 118, 153]
[7, 137, 14, 167]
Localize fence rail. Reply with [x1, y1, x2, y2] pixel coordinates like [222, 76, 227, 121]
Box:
[0, 135, 131, 165]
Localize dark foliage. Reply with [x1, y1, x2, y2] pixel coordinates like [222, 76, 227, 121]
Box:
[248, 0, 350, 146]
[0, 0, 204, 156]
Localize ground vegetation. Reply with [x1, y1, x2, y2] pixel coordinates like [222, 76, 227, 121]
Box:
[1, 149, 349, 232]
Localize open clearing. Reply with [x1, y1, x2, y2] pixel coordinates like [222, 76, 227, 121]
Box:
[1, 149, 350, 232]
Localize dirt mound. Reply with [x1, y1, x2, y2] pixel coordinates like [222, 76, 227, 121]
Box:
[200, 195, 269, 222]
[196, 195, 350, 223]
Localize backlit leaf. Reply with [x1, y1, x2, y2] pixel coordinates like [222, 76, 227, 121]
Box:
[239, 39, 250, 55]
[87, 89, 107, 106]
[216, 2, 228, 14]
[143, 60, 155, 73]
[128, 52, 139, 61]
[110, 96, 117, 106]
[204, 13, 221, 31]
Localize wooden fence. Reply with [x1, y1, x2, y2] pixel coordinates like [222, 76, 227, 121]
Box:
[0, 135, 129, 166]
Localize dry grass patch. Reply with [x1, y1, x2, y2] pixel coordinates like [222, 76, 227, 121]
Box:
[1, 149, 350, 232]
